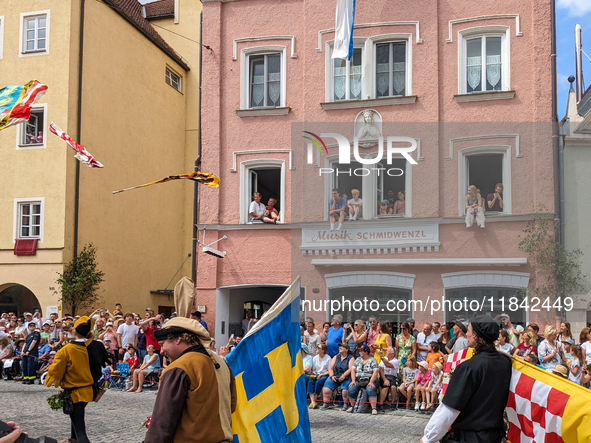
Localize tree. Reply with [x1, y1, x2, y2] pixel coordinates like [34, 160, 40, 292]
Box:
[517, 211, 588, 313]
[55, 243, 105, 316]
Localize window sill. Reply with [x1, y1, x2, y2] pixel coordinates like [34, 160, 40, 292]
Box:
[321, 95, 417, 111]
[454, 91, 515, 103]
[236, 107, 291, 117]
[21, 50, 47, 55]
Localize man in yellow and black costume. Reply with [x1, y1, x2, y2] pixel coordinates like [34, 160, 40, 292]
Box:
[45, 315, 112, 443]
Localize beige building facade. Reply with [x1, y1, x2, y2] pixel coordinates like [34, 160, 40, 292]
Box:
[0, 0, 201, 317]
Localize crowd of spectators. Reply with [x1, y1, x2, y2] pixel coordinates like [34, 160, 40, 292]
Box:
[298, 313, 591, 415]
[0, 305, 213, 392]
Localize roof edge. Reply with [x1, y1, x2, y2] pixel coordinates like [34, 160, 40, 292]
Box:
[102, 0, 190, 71]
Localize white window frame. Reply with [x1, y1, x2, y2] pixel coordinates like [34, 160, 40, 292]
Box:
[19, 10, 50, 57]
[240, 159, 286, 224]
[16, 103, 47, 150]
[458, 26, 510, 94]
[0, 16, 4, 60]
[322, 151, 413, 221]
[165, 67, 182, 92]
[370, 34, 413, 98]
[240, 46, 287, 110]
[457, 145, 512, 216]
[13, 198, 44, 243]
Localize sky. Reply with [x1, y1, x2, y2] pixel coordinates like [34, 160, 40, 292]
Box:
[557, 0, 591, 117]
[138, 0, 588, 119]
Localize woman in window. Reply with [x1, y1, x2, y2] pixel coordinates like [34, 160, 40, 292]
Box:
[393, 191, 405, 215]
[465, 185, 485, 228]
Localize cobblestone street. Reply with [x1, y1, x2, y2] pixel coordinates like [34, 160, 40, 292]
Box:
[1, 382, 430, 442]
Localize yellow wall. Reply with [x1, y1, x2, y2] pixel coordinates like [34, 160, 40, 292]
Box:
[0, 0, 201, 316]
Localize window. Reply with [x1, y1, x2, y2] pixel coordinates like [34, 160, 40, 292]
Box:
[249, 54, 281, 108]
[458, 145, 512, 215]
[17, 201, 42, 239]
[240, 159, 285, 224]
[165, 67, 181, 92]
[22, 14, 47, 53]
[21, 109, 44, 146]
[375, 42, 406, 97]
[331, 160, 363, 219]
[240, 47, 287, 111]
[465, 36, 503, 93]
[458, 27, 510, 95]
[332, 47, 363, 101]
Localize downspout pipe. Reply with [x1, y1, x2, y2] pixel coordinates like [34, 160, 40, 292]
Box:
[551, 0, 560, 239]
[74, 0, 86, 259]
[191, 10, 203, 283]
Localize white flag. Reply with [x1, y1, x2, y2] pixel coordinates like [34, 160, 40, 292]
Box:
[332, 0, 356, 60]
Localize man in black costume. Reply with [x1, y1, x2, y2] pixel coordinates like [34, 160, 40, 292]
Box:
[421, 315, 511, 443]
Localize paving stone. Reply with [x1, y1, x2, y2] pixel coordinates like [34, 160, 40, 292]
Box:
[1, 382, 430, 442]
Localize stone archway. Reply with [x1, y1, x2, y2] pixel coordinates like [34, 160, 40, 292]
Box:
[0, 283, 41, 316]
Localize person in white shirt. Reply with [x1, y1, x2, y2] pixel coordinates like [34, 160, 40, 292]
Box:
[248, 192, 266, 221]
[304, 322, 322, 357]
[117, 313, 139, 361]
[378, 347, 400, 411]
[347, 189, 363, 221]
[416, 324, 438, 362]
[306, 343, 331, 409]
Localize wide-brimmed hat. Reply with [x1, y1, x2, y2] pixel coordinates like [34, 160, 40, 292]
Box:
[552, 364, 569, 378]
[338, 342, 350, 350]
[158, 317, 212, 355]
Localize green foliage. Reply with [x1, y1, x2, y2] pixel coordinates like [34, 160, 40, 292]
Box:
[517, 211, 589, 302]
[55, 243, 105, 316]
[47, 391, 66, 410]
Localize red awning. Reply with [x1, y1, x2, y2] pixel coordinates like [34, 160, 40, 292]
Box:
[14, 239, 38, 256]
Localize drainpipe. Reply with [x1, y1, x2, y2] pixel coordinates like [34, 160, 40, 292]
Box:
[191, 10, 203, 283]
[575, 24, 583, 103]
[74, 0, 86, 259]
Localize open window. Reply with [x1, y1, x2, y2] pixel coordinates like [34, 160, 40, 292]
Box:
[458, 146, 511, 215]
[240, 160, 285, 224]
[17, 105, 46, 149]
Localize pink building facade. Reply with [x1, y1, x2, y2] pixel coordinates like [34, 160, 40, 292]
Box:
[198, 0, 555, 344]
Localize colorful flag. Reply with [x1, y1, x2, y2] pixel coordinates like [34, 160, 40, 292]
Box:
[507, 358, 591, 443]
[441, 347, 473, 397]
[332, 0, 356, 60]
[225, 277, 312, 443]
[112, 171, 220, 194]
[48, 122, 104, 168]
[0, 80, 48, 131]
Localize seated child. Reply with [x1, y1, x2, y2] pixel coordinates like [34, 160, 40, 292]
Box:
[379, 200, 392, 215]
[397, 356, 418, 410]
[424, 362, 443, 410]
[347, 189, 363, 220]
[414, 361, 432, 411]
[263, 198, 280, 224]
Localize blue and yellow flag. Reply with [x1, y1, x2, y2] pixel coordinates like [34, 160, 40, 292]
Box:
[225, 276, 312, 443]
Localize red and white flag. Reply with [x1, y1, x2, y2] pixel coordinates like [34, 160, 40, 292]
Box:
[49, 122, 104, 168]
[0, 80, 48, 131]
[442, 349, 591, 442]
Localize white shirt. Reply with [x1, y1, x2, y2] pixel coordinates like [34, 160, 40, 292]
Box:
[451, 336, 468, 354]
[498, 342, 514, 355]
[422, 403, 461, 443]
[312, 354, 331, 374]
[581, 342, 591, 365]
[116, 323, 139, 347]
[249, 201, 265, 220]
[304, 332, 322, 357]
[379, 356, 399, 376]
[416, 332, 438, 362]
